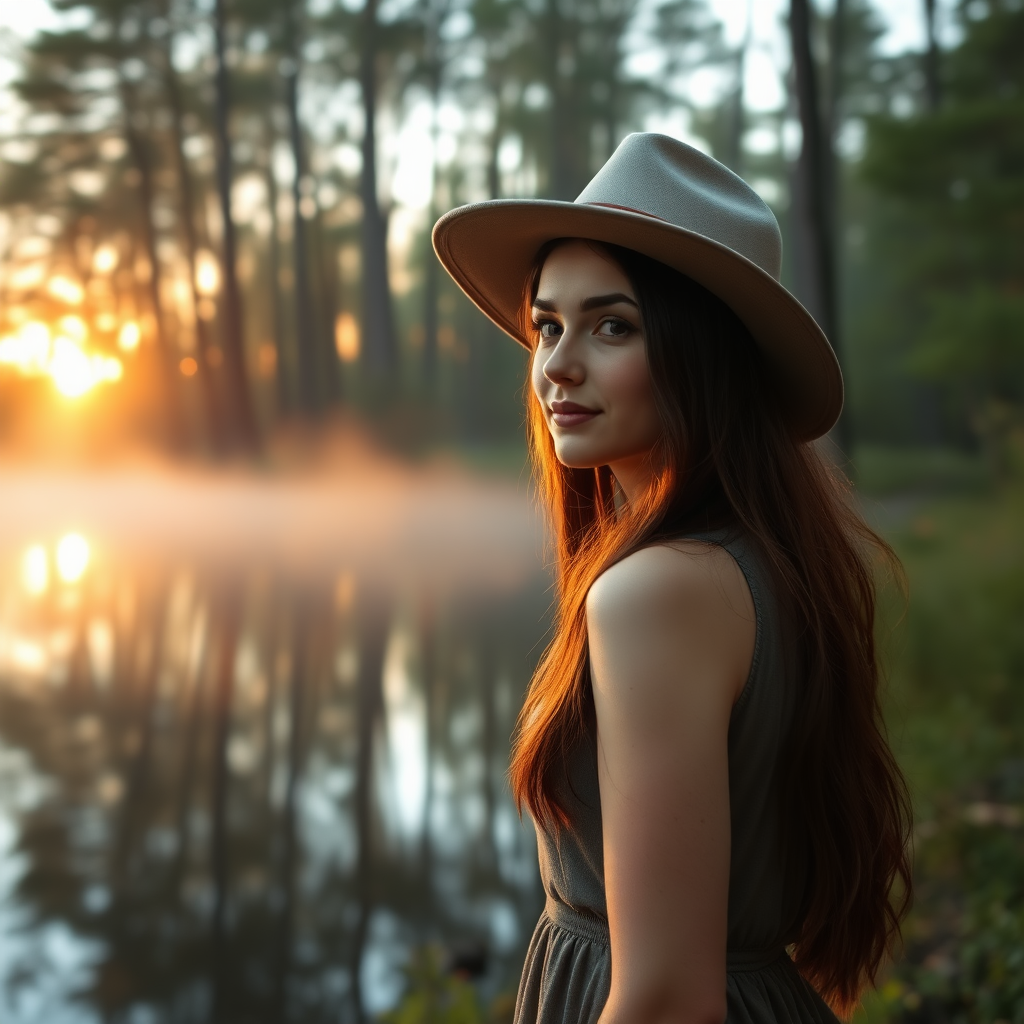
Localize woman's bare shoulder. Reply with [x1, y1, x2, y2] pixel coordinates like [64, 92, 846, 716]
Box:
[587, 539, 753, 627]
[586, 541, 755, 705]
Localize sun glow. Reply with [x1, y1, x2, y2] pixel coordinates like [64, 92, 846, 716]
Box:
[195, 250, 220, 295]
[56, 533, 90, 583]
[50, 338, 123, 398]
[118, 322, 140, 351]
[58, 315, 87, 342]
[47, 275, 85, 305]
[21, 545, 49, 596]
[0, 321, 51, 374]
[0, 318, 125, 398]
[335, 312, 360, 363]
[92, 245, 119, 274]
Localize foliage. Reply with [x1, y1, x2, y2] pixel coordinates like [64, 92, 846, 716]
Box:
[856, 480, 1024, 1023]
[860, 0, 1024, 456]
[379, 947, 514, 1024]
[852, 445, 991, 496]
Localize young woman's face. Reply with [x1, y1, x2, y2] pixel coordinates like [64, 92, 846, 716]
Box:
[530, 241, 662, 496]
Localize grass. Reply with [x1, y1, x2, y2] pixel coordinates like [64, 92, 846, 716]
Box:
[858, 479, 1024, 1024]
[852, 444, 993, 497]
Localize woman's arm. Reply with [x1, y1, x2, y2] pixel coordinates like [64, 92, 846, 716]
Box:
[587, 541, 756, 1024]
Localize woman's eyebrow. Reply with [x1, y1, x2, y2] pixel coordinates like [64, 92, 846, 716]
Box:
[532, 293, 638, 313]
[580, 292, 637, 311]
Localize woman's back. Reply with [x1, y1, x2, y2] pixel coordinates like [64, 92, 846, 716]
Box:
[513, 531, 838, 1024]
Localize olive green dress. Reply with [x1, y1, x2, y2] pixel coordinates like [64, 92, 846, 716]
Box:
[513, 531, 840, 1024]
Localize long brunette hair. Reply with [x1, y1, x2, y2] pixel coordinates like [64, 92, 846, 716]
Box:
[508, 240, 912, 1018]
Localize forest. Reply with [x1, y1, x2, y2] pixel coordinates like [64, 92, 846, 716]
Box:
[0, 0, 1018, 464]
[0, 0, 1022, 1023]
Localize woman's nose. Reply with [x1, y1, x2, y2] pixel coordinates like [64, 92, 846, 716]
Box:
[541, 337, 583, 386]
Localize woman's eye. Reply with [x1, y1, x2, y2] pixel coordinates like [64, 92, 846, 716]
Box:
[597, 317, 633, 338]
[532, 319, 562, 341]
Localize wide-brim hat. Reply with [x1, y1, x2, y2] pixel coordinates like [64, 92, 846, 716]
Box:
[432, 132, 842, 441]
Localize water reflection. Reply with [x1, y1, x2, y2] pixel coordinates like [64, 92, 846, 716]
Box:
[0, 466, 548, 1023]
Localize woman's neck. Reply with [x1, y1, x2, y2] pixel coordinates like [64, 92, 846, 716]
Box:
[608, 451, 659, 503]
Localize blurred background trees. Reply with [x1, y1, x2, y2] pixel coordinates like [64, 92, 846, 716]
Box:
[860, 1, 1024, 472]
[1, 0, 1019, 467]
[1, 3, 1024, 1023]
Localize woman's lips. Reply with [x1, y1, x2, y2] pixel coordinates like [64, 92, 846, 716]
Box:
[550, 401, 600, 428]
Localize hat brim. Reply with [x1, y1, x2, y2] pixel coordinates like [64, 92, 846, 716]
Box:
[432, 199, 843, 442]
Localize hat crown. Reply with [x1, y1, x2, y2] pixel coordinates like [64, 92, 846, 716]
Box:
[575, 133, 782, 281]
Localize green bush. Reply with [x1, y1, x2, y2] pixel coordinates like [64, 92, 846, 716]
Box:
[379, 947, 515, 1024]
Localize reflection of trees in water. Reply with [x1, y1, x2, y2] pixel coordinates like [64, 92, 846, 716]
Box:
[0, 561, 547, 1022]
[350, 585, 391, 1024]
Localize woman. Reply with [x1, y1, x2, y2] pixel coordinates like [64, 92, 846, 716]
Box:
[432, 134, 912, 1024]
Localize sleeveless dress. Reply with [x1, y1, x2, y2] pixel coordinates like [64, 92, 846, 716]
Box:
[513, 530, 841, 1024]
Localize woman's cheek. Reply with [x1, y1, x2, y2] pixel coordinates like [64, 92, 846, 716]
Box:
[614, 350, 658, 433]
[530, 353, 550, 410]
[529, 352, 541, 397]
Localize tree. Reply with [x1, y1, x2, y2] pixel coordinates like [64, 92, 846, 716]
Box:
[161, 0, 227, 450]
[861, 1, 1024, 468]
[418, 0, 449, 392]
[724, 1, 753, 175]
[11, 8, 190, 449]
[789, 0, 851, 454]
[212, 0, 261, 452]
[359, 0, 400, 379]
[922, 0, 941, 110]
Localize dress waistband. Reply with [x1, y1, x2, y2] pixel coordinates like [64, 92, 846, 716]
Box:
[543, 896, 787, 972]
[545, 895, 610, 945]
[725, 947, 789, 973]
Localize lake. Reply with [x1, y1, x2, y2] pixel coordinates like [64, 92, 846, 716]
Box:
[0, 461, 550, 1023]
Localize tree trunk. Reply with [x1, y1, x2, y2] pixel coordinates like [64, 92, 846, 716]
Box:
[486, 80, 502, 200]
[283, 51, 320, 414]
[922, 0, 941, 110]
[162, 15, 225, 452]
[546, 0, 572, 200]
[262, 143, 293, 416]
[827, 0, 846, 154]
[171, 606, 208, 892]
[349, 586, 391, 1024]
[113, 591, 167, 880]
[422, 230, 440, 396]
[271, 591, 309, 1024]
[915, 0, 945, 444]
[478, 627, 499, 869]
[605, 38, 620, 163]
[726, 2, 752, 174]
[312, 205, 343, 405]
[789, 0, 851, 454]
[418, 595, 437, 920]
[262, 600, 283, 817]
[422, 61, 442, 393]
[119, 80, 187, 451]
[359, 0, 398, 377]
[208, 587, 241, 1023]
[212, 0, 260, 453]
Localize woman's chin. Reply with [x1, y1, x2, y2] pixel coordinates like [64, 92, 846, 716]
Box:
[552, 442, 608, 471]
